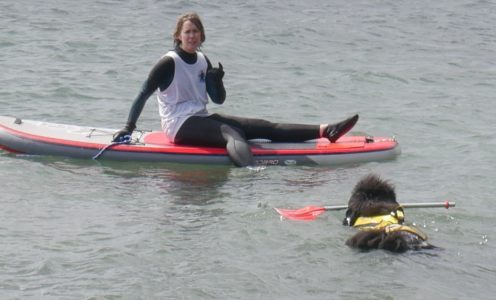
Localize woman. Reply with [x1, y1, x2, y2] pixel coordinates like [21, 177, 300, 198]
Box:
[113, 12, 358, 167]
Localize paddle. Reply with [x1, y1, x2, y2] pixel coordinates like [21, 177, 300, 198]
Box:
[275, 201, 455, 221]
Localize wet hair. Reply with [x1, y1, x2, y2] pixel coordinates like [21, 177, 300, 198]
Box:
[173, 12, 206, 48]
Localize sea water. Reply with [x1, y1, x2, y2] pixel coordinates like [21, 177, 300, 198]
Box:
[1, 0, 495, 299]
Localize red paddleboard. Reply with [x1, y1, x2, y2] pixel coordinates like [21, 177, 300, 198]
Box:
[0, 116, 400, 166]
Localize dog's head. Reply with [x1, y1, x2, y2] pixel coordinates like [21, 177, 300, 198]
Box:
[343, 174, 400, 226]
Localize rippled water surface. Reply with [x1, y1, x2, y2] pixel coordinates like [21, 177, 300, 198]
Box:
[1, 0, 495, 299]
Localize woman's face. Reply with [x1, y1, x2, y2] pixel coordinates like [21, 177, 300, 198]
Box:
[178, 20, 202, 53]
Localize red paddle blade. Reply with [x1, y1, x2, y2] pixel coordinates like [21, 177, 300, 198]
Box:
[274, 206, 326, 221]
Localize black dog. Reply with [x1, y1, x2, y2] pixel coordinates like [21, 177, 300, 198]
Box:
[343, 174, 433, 252]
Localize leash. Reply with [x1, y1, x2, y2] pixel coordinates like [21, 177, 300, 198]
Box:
[92, 135, 131, 160]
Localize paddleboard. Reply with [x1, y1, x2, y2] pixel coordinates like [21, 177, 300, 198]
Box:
[0, 116, 401, 166]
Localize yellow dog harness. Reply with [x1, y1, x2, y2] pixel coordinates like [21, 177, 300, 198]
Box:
[353, 209, 427, 241]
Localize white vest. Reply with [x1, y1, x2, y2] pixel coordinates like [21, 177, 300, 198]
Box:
[157, 51, 209, 141]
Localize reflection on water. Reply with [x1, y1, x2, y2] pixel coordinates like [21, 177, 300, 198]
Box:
[31, 156, 233, 205]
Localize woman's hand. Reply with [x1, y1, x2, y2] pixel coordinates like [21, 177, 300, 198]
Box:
[207, 62, 224, 79]
[206, 62, 226, 104]
[112, 123, 136, 142]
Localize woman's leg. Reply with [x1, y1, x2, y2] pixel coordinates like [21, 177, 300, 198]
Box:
[207, 113, 359, 142]
[175, 116, 255, 167]
[174, 113, 359, 167]
[207, 113, 320, 142]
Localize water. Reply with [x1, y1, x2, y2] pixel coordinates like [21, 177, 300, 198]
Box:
[1, 0, 495, 299]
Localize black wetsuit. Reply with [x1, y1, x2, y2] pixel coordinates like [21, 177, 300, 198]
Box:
[120, 47, 321, 167]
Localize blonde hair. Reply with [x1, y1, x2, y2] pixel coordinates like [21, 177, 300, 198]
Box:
[173, 13, 206, 48]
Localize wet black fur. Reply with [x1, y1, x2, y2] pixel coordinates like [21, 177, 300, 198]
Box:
[344, 174, 433, 253]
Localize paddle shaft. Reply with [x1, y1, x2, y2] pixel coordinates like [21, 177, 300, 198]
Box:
[322, 201, 455, 211]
